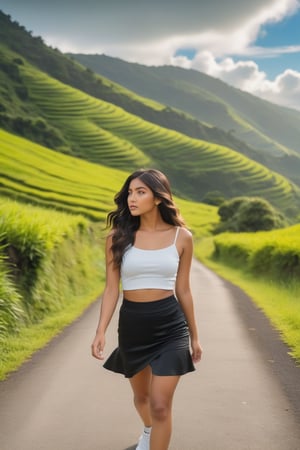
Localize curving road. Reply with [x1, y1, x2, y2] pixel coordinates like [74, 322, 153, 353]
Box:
[0, 260, 300, 450]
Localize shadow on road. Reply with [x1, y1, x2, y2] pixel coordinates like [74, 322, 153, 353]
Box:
[124, 446, 136, 450]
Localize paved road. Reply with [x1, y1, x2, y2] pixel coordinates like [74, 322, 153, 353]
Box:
[1, 260, 300, 450]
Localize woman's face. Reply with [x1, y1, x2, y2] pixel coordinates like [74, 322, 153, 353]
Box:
[127, 177, 158, 216]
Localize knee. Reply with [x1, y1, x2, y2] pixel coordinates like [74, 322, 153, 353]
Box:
[133, 391, 150, 407]
[150, 400, 170, 422]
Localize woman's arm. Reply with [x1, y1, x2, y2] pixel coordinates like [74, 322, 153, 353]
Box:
[175, 228, 202, 362]
[91, 233, 120, 360]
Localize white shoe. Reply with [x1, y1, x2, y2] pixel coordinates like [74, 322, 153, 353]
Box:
[136, 429, 151, 450]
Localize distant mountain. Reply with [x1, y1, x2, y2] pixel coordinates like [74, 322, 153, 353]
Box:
[0, 9, 300, 217]
[70, 54, 300, 186]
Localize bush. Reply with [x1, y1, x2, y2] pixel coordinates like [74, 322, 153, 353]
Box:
[215, 196, 287, 233]
[213, 224, 300, 283]
[0, 238, 24, 338]
[0, 199, 104, 325]
[218, 197, 245, 222]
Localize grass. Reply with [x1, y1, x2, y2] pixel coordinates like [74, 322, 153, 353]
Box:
[0, 197, 107, 380]
[195, 237, 300, 364]
[176, 197, 219, 238]
[0, 129, 125, 219]
[212, 224, 300, 280]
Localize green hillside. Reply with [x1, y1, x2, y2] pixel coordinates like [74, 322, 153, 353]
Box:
[1, 10, 300, 188]
[71, 54, 300, 186]
[0, 129, 119, 220]
[1, 47, 300, 215]
[0, 128, 219, 232]
[17, 59, 300, 209]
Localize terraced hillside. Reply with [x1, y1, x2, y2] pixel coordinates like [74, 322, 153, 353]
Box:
[0, 128, 219, 234]
[0, 129, 119, 220]
[17, 61, 300, 214]
[71, 54, 300, 186]
[0, 11, 264, 162]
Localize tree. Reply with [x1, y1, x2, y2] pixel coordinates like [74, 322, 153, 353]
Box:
[215, 196, 286, 233]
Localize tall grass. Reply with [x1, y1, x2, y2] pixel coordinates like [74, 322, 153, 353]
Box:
[212, 224, 300, 282]
[0, 241, 24, 339]
[0, 198, 105, 327]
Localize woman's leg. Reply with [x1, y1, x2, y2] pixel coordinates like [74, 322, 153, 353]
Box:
[129, 365, 153, 427]
[149, 375, 180, 450]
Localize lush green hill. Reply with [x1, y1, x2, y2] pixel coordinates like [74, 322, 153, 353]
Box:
[1, 52, 300, 217]
[70, 54, 300, 186]
[0, 128, 219, 232]
[1, 10, 300, 188]
[20, 62, 300, 213]
[0, 129, 118, 220]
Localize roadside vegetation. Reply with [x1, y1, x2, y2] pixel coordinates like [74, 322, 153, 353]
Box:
[0, 198, 107, 379]
[194, 225, 300, 364]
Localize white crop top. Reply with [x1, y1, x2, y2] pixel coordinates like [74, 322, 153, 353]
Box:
[121, 227, 180, 290]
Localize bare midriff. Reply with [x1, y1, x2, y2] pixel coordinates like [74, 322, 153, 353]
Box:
[123, 289, 174, 302]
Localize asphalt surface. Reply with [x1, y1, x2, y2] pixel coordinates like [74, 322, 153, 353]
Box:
[0, 259, 300, 450]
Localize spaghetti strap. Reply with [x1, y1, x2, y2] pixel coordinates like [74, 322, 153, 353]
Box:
[174, 226, 180, 244]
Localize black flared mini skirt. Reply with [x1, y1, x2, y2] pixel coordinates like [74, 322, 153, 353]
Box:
[103, 295, 195, 378]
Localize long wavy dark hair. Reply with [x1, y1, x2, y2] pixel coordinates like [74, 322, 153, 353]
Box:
[106, 168, 185, 267]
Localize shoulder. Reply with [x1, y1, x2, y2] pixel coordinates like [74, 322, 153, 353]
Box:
[178, 226, 193, 242]
[177, 227, 193, 256]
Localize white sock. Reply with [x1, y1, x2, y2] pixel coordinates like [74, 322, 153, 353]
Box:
[144, 426, 152, 434]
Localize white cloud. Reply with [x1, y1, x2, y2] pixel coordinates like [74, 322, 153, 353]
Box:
[3, 0, 298, 57]
[1, 0, 300, 110]
[172, 51, 300, 111]
[257, 69, 300, 110]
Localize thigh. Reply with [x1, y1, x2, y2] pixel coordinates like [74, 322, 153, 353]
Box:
[129, 365, 152, 397]
[150, 375, 181, 406]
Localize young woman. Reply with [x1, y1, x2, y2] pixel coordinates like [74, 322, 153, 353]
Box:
[91, 168, 202, 450]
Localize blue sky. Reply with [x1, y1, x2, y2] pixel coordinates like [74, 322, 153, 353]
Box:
[0, 0, 299, 111]
[243, 9, 300, 79]
[175, 8, 300, 79]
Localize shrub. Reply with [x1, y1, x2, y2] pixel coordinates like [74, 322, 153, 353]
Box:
[215, 196, 286, 233]
[0, 238, 24, 338]
[237, 198, 286, 231]
[213, 224, 300, 283]
[0, 199, 104, 325]
[218, 197, 246, 222]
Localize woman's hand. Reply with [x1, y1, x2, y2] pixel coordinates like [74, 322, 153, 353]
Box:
[191, 339, 203, 363]
[91, 332, 106, 360]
